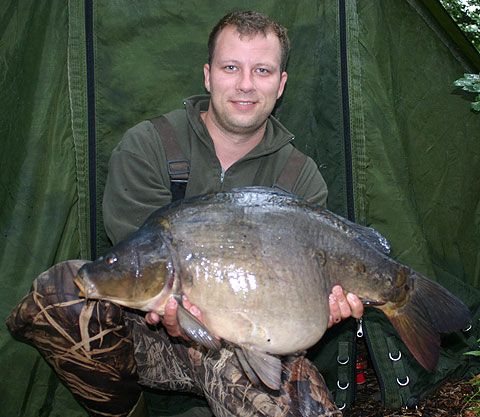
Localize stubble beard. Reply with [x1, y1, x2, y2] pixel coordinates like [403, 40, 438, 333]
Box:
[209, 100, 269, 138]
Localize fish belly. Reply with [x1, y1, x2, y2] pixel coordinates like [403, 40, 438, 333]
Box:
[178, 240, 331, 354]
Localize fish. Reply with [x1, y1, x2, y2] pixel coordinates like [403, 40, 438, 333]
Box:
[74, 187, 471, 390]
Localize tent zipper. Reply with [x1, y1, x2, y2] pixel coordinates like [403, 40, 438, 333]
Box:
[339, 0, 355, 222]
[85, 0, 97, 259]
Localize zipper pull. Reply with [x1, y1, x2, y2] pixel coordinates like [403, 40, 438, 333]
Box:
[220, 169, 225, 183]
[356, 317, 364, 338]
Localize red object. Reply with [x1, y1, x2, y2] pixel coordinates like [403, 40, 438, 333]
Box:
[356, 355, 367, 385]
[356, 363, 366, 384]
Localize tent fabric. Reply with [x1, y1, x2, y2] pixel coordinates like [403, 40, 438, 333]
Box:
[1, 0, 479, 415]
[1, 3, 84, 415]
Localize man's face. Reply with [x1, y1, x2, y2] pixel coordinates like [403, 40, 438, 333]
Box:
[204, 25, 288, 136]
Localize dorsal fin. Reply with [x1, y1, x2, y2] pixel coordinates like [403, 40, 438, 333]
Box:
[347, 220, 391, 254]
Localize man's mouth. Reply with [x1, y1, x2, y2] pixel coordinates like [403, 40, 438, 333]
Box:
[231, 100, 257, 108]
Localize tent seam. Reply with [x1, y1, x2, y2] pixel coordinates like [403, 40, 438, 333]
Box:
[67, 0, 90, 260]
[345, 0, 367, 226]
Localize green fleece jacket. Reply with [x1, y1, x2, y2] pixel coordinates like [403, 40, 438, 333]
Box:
[103, 95, 328, 245]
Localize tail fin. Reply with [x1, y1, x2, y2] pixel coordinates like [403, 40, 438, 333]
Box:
[380, 273, 471, 372]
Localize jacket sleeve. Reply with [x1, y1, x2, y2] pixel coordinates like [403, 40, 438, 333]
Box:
[102, 121, 172, 245]
[291, 156, 328, 207]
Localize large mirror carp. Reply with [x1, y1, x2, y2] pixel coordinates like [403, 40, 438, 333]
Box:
[75, 187, 471, 390]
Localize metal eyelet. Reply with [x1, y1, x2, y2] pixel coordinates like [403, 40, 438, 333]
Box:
[389, 351, 402, 361]
[337, 380, 350, 390]
[338, 403, 346, 410]
[397, 376, 410, 386]
[337, 355, 349, 365]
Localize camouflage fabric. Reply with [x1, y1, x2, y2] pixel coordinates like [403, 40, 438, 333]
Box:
[130, 315, 341, 417]
[6, 260, 341, 417]
[6, 260, 141, 417]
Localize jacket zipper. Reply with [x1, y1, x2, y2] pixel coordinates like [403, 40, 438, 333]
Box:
[220, 168, 225, 183]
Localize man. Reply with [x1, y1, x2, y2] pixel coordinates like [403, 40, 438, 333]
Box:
[7, 11, 362, 417]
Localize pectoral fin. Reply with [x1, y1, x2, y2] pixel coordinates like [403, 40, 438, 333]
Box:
[237, 346, 282, 391]
[176, 302, 221, 351]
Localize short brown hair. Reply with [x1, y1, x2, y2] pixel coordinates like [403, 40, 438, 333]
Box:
[208, 11, 290, 73]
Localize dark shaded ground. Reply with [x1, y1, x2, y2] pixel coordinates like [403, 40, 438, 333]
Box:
[343, 366, 479, 417]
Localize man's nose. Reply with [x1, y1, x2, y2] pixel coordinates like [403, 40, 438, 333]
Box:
[236, 71, 255, 93]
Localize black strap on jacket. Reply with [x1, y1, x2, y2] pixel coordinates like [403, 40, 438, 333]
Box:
[148, 115, 306, 202]
[149, 116, 190, 202]
[272, 147, 307, 193]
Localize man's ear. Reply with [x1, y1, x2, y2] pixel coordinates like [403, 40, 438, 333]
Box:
[203, 63, 211, 92]
[277, 71, 288, 99]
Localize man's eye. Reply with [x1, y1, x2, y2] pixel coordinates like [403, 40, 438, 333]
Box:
[225, 65, 236, 71]
[256, 68, 269, 74]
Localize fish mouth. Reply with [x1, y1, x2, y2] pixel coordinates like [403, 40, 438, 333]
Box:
[73, 272, 99, 300]
[360, 298, 387, 306]
[73, 276, 87, 298]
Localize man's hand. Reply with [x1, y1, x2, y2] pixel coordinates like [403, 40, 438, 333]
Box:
[145, 296, 203, 341]
[327, 285, 363, 328]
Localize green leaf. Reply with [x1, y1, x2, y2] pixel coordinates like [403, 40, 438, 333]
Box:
[454, 78, 470, 87]
[464, 73, 480, 81]
[453, 74, 480, 111]
[464, 350, 480, 356]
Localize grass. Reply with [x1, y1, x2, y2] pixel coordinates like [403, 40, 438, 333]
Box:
[461, 334, 480, 415]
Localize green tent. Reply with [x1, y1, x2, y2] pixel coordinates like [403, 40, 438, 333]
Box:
[1, 0, 479, 415]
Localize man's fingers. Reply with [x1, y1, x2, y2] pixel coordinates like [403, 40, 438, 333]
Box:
[162, 298, 185, 338]
[182, 296, 192, 311]
[145, 311, 161, 325]
[163, 298, 178, 325]
[347, 293, 364, 318]
[181, 295, 203, 321]
[328, 293, 341, 328]
[146, 296, 213, 341]
[328, 285, 364, 328]
[332, 285, 351, 319]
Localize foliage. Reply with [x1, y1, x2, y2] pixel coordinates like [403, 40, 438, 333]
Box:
[461, 332, 480, 414]
[461, 374, 480, 414]
[440, 0, 480, 52]
[454, 73, 480, 111]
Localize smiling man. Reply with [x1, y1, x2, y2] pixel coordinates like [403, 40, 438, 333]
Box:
[8, 11, 362, 417]
[202, 25, 288, 168]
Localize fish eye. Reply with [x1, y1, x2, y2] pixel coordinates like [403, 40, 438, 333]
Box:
[106, 254, 118, 266]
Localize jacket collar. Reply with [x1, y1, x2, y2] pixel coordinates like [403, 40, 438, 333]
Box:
[183, 94, 295, 158]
